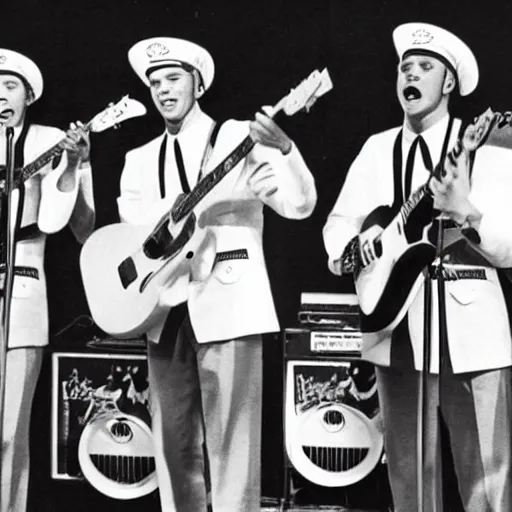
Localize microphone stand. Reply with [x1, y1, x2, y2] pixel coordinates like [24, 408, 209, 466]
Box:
[417, 262, 432, 512]
[417, 213, 447, 512]
[434, 214, 448, 511]
[0, 126, 16, 509]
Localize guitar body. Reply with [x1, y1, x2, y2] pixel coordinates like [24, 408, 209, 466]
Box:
[80, 211, 214, 338]
[355, 199, 436, 335]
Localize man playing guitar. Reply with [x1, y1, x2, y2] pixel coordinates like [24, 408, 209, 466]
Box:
[117, 37, 317, 511]
[323, 23, 512, 511]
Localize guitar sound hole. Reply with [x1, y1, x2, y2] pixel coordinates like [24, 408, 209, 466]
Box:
[186, 251, 194, 259]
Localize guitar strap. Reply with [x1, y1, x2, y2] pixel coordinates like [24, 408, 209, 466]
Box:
[14, 122, 41, 241]
[197, 121, 223, 182]
[391, 130, 404, 214]
[157, 120, 224, 199]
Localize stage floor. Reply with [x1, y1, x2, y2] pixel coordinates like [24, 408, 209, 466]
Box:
[261, 497, 388, 511]
[262, 508, 384, 511]
[262, 507, 385, 511]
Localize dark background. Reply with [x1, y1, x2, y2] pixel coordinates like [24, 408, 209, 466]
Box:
[3, 0, 512, 509]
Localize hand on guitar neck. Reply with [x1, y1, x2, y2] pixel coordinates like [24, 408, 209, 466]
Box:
[249, 110, 293, 155]
[61, 121, 91, 166]
[57, 120, 91, 192]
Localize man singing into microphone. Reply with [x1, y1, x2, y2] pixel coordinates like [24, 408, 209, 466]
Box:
[0, 49, 94, 512]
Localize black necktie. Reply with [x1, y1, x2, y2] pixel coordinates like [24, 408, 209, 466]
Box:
[174, 138, 190, 194]
[404, 135, 433, 199]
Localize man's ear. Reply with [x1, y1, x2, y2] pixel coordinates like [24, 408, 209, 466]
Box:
[193, 70, 205, 99]
[443, 70, 456, 95]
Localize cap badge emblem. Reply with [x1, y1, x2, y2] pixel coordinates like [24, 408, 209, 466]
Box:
[0, 54, 6, 65]
[412, 29, 434, 45]
[146, 43, 170, 59]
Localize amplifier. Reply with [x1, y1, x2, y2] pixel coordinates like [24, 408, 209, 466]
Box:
[51, 339, 158, 500]
[298, 292, 360, 329]
[281, 325, 391, 509]
[285, 326, 362, 357]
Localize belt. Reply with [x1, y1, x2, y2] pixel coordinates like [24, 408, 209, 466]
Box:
[214, 249, 248, 264]
[428, 266, 487, 281]
[0, 265, 39, 279]
[0, 265, 39, 296]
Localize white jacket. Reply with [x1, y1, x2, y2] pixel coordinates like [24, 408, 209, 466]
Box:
[323, 116, 512, 373]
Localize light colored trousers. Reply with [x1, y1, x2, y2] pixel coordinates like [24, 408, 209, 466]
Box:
[376, 365, 512, 512]
[147, 313, 263, 512]
[1, 347, 44, 512]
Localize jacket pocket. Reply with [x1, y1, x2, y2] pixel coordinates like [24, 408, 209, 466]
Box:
[447, 280, 479, 305]
[211, 250, 249, 285]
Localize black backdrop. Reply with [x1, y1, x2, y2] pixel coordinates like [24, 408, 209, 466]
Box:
[4, 0, 512, 507]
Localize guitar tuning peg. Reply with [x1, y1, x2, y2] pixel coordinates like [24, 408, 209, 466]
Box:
[108, 102, 115, 107]
[497, 111, 512, 129]
[113, 123, 120, 130]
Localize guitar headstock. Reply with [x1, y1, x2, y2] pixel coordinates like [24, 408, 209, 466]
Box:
[462, 107, 502, 151]
[89, 95, 147, 133]
[269, 68, 333, 118]
[480, 110, 512, 150]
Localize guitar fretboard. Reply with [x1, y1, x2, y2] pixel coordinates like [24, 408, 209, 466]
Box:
[15, 141, 67, 186]
[171, 135, 255, 222]
[399, 136, 465, 225]
[1, 119, 93, 188]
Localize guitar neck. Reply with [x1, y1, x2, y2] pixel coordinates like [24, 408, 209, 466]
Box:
[400, 135, 465, 223]
[399, 184, 429, 222]
[171, 134, 255, 223]
[14, 119, 92, 186]
[166, 68, 333, 223]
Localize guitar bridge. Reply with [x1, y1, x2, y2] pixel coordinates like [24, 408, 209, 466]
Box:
[118, 257, 137, 289]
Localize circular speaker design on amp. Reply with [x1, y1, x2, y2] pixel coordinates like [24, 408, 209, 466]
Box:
[78, 391, 157, 500]
[285, 360, 384, 488]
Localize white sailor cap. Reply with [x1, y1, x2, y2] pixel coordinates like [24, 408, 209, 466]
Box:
[0, 49, 43, 102]
[393, 22, 479, 96]
[128, 37, 215, 91]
